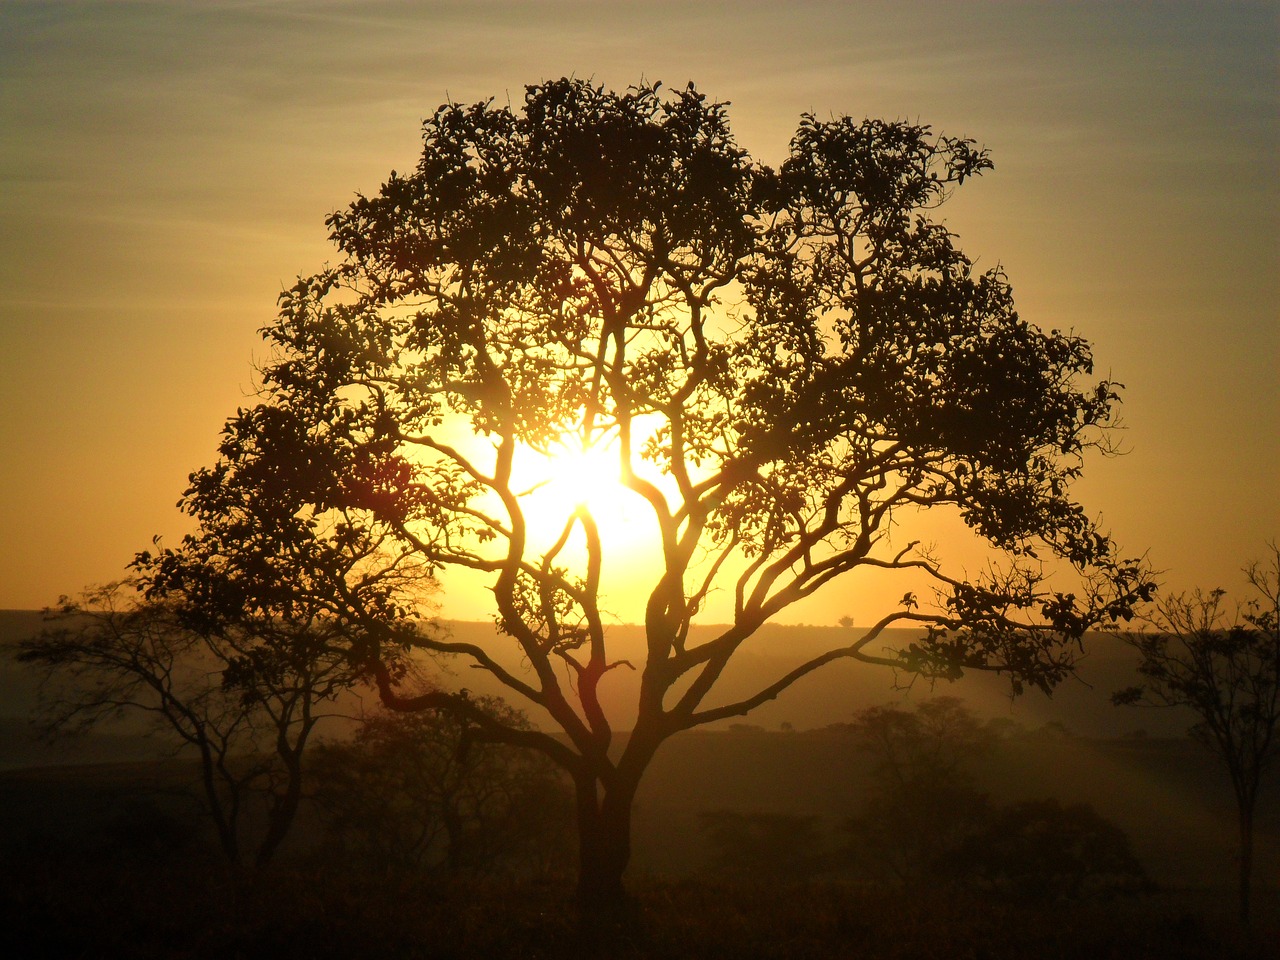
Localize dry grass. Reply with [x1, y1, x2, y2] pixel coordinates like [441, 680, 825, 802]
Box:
[2, 855, 1274, 960]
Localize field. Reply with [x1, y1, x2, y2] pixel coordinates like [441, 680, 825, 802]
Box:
[0, 727, 1276, 958]
[2, 862, 1269, 960]
[2, 612, 1277, 957]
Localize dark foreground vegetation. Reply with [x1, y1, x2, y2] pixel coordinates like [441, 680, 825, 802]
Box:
[2, 720, 1276, 960]
[0, 855, 1271, 960]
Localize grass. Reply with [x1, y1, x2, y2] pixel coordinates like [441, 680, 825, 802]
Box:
[1, 729, 1275, 958]
[2, 853, 1274, 960]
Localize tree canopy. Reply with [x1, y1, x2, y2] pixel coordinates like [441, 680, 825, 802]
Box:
[143, 78, 1150, 906]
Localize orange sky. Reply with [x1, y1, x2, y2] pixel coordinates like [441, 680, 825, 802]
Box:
[1, 1, 1276, 625]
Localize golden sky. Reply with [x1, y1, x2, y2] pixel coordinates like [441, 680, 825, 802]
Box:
[1, 0, 1276, 624]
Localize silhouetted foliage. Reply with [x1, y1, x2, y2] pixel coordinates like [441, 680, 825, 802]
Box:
[16, 582, 358, 869]
[310, 697, 572, 878]
[175, 76, 1150, 909]
[698, 810, 829, 878]
[843, 698, 1146, 899]
[1114, 544, 1280, 924]
[952, 798, 1149, 901]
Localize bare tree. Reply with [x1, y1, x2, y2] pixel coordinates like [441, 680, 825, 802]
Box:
[17, 581, 361, 870]
[1114, 544, 1280, 923]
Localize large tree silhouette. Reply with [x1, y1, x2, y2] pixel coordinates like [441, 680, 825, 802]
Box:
[165, 79, 1149, 913]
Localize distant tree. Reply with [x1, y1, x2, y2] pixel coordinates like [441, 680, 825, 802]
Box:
[176, 77, 1151, 913]
[1114, 545, 1280, 924]
[844, 697, 1145, 897]
[698, 810, 828, 879]
[984, 715, 1027, 740]
[310, 697, 572, 877]
[16, 582, 360, 870]
[851, 696, 995, 784]
[952, 798, 1149, 901]
[843, 697, 995, 881]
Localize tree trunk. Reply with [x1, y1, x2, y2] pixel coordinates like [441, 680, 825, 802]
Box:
[196, 743, 242, 868]
[255, 756, 303, 868]
[574, 774, 637, 923]
[1237, 797, 1254, 925]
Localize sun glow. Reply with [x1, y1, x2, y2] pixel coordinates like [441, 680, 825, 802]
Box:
[536, 442, 622, 512]
[515, 437, 643, 543]
[504, 424, 677, 597]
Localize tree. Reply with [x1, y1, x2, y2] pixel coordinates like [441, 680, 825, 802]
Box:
[951, 798, 1149, 902]
[310, 697, 572, 878]
[843, 697, 996, 882]
[175, 78, 1151, 913]
[17, 582, 360, 871]
[1114, 545, 1280, 924]
[843, 698, 1147, 898]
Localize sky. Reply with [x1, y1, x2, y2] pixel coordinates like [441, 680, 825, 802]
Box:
[1, 0, 1276, 626]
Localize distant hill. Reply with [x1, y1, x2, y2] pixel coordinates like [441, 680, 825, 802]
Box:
[0, 609, 45, 643]
[0, 610, 48, 721]
[0, 610, 177, 769]
[0, 718, 173, 771]
[1, 613, 1268, 898]
[432, 619, 1197, 738]
[0, 610, 1198, 771]
[629, 724, 1278, 891]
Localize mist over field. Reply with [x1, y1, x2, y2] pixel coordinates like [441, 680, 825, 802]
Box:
[0, 611, 1196, 748]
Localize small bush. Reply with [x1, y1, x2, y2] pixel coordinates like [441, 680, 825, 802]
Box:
[949, 798, 1152, 901]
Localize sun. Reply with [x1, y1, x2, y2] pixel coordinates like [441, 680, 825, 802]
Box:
[517, 436, 627, 523]
[511, 432, 662, 570]
[552, 444, 621, 509]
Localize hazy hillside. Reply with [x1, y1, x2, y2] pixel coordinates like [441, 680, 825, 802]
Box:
[431, 619, 1196, 738]
[0, 609, 386, 770]
[629, 727, 1279, 895]
[0, 610, 45, 720]
[0, 724, 1272, 902]
[0, 611, 1198, 771]
[1, 602, 1274, 933]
